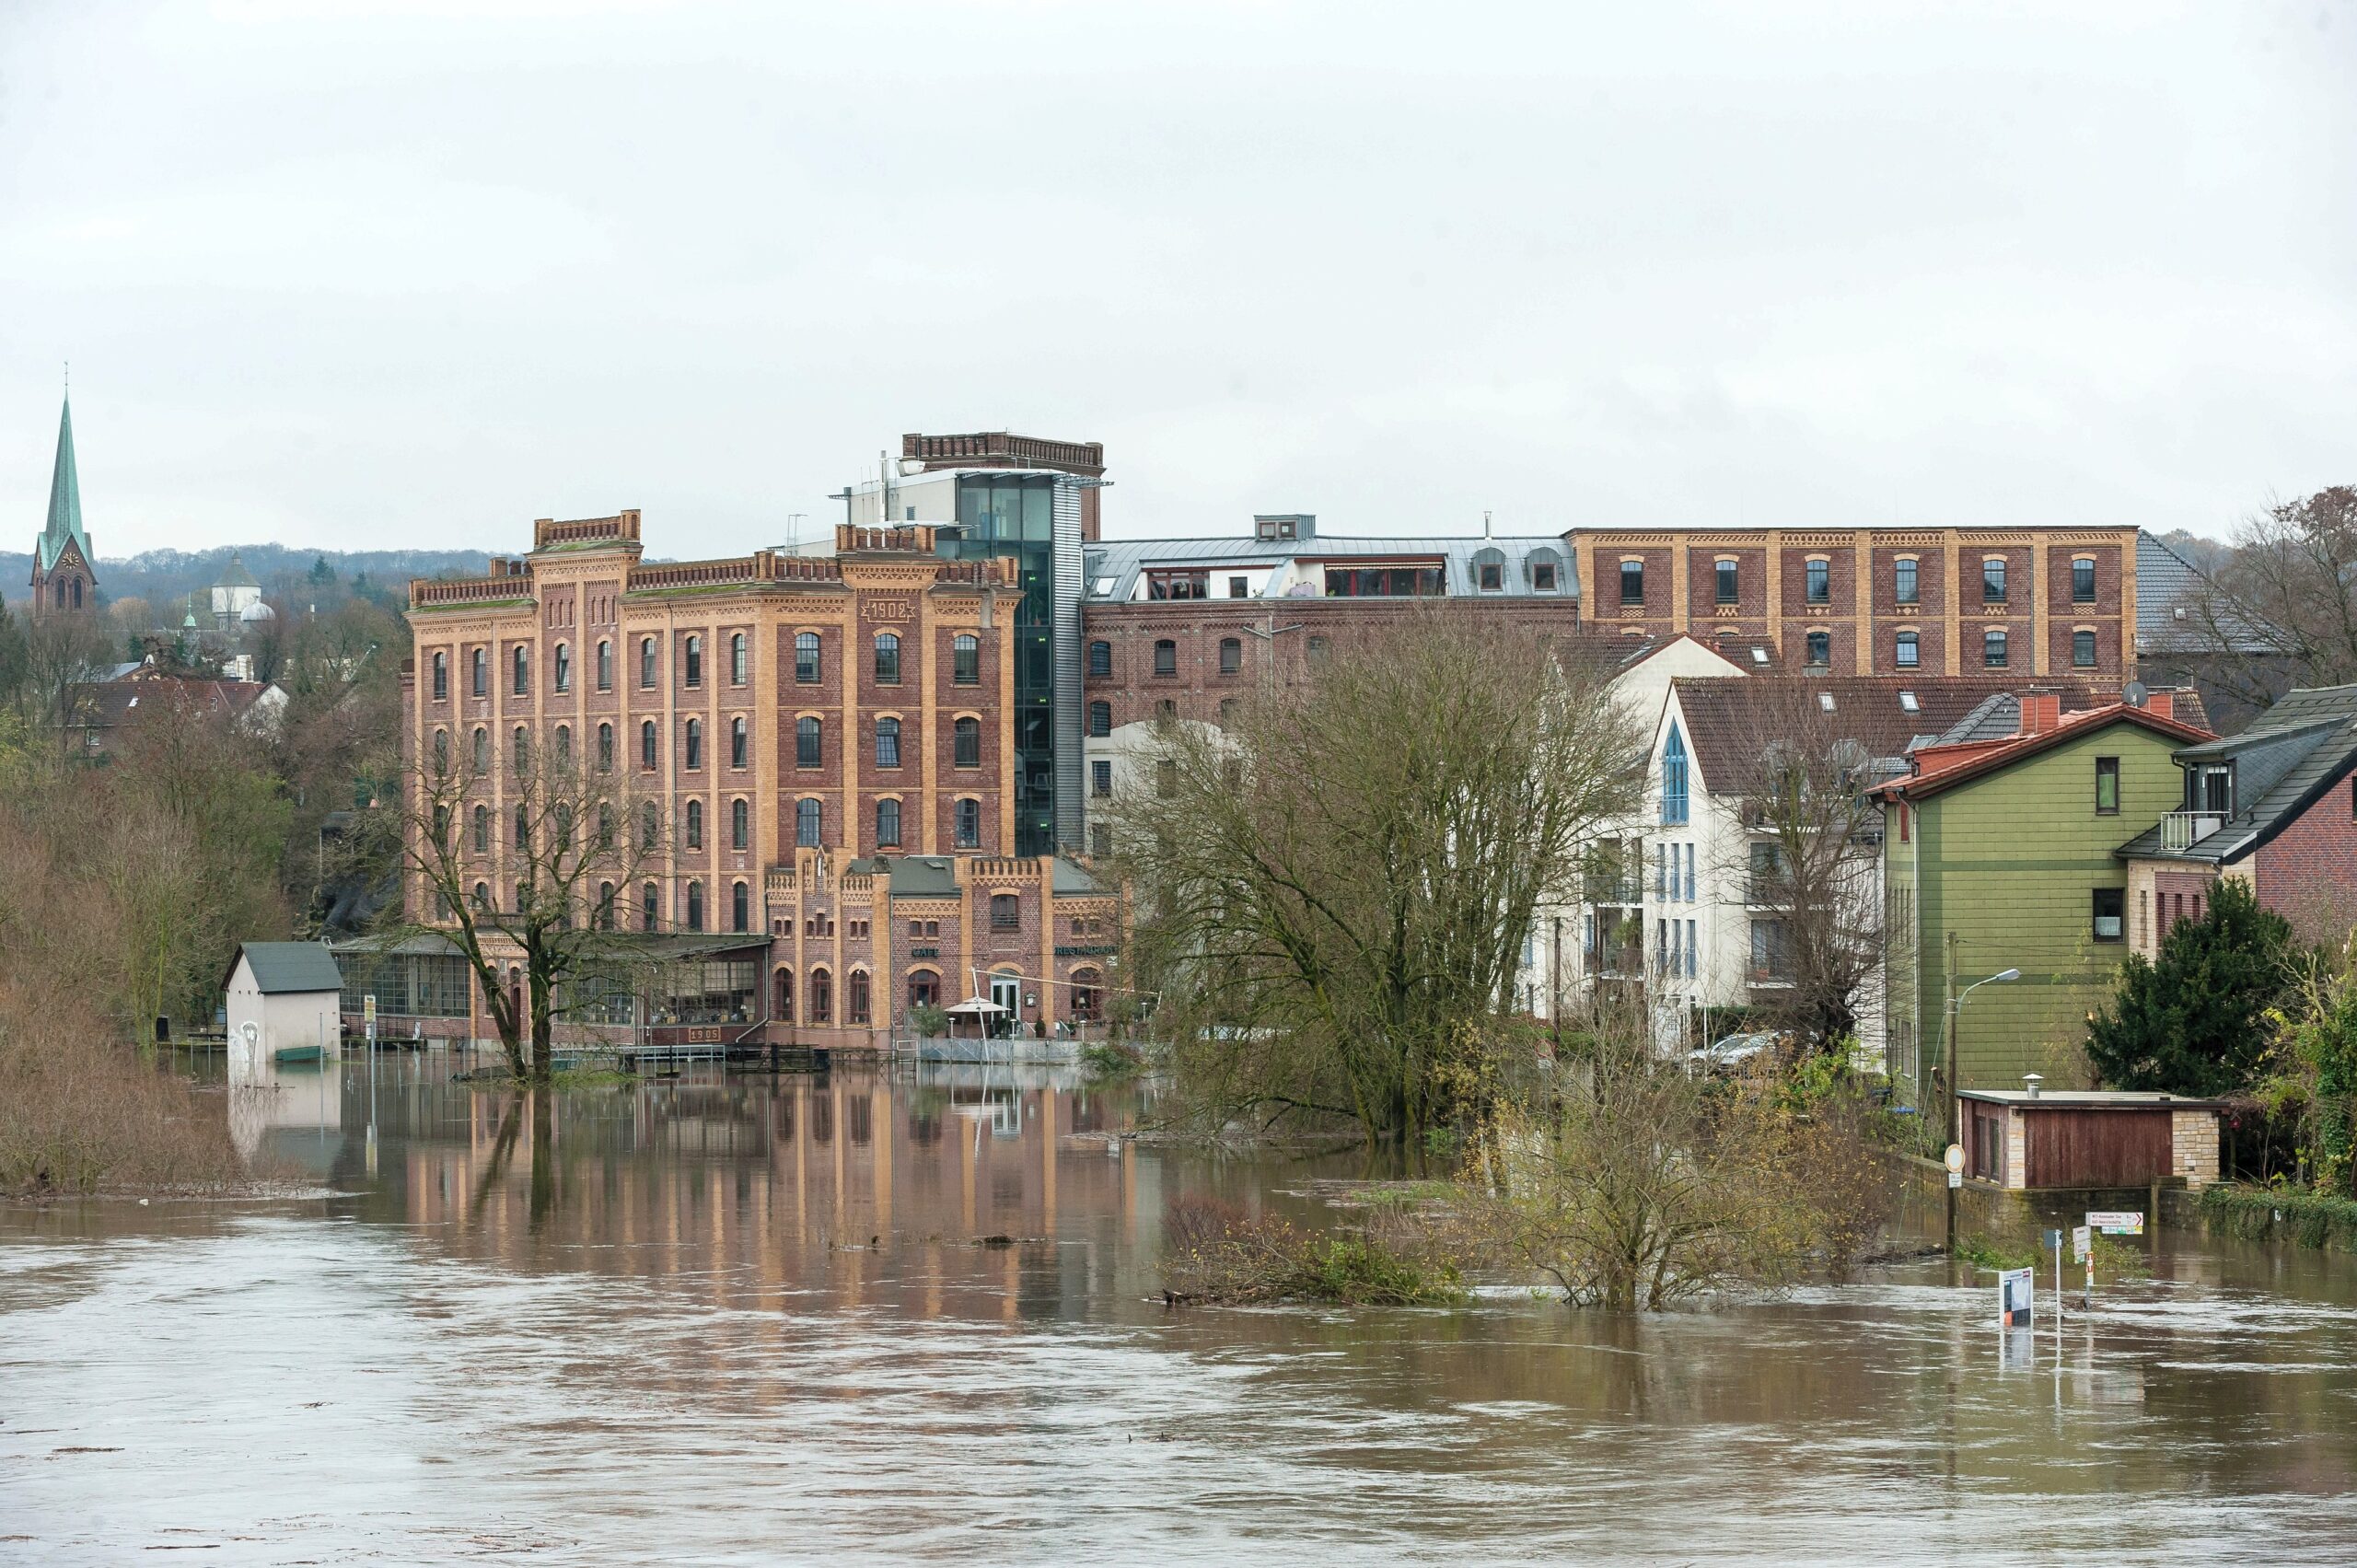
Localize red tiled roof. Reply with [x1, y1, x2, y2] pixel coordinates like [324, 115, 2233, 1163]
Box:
[1873, 703, 2217, 804]
[1668, 676, 2102, 794]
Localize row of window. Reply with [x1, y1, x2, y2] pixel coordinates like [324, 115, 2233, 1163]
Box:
[447, 791, 987, 859]
[1789, 627, 2102, 670]
[1086, 637, 1247, 680]
[1633, 555, 2106, 610]
[429, 632, 983, 702]
[433, 714, 984, 778]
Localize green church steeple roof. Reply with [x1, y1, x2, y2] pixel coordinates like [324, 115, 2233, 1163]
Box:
[38, 397, 88, 573]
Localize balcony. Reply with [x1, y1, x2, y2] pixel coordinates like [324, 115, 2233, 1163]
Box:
[2160, 811, 2226, 852]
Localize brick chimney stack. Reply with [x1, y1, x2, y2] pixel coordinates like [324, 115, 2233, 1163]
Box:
[2146, 690, 2175, 721]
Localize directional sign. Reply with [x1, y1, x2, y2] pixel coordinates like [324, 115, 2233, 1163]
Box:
[2087, 1210, 2143, 1237]
[2072, 1225, 2091, 1263]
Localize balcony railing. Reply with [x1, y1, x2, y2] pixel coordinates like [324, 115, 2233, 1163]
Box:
[2160, 810, 2226, 852]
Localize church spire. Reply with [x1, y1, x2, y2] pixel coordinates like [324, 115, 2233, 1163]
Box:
[40, 395, 87, 573]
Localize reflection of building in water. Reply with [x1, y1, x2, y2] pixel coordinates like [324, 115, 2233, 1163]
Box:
[366, 1064, 1151, 1319]
[226, 1056, 344, 1166]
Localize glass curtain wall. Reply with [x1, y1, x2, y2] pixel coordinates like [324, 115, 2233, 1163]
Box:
[946, 475, 1060, 855]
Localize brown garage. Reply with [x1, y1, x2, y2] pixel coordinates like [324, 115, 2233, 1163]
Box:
[1958, 1088, 2224, 1191]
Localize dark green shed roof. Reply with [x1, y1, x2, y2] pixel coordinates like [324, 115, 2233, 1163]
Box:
[231, 941, 344, 995]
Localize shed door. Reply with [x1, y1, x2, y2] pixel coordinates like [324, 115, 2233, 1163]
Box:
[2026, 1109, 2171, 1188]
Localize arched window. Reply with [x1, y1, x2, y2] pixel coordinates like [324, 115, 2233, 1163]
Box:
[471, 647, 488, 697]
[685, 799, 703, 849]
[1984, 628, 2009, 668]
[2073, 629, 2097, 668]
[685, 717, 702, 770]
[640, 801, 659, 853]
[955, 797, 981, 849]
[472, 727, 489, 772]
[847, 970, 871, 1025]
[1070, 968, 1102, 1022]
[1895, 631, 1920, 668]
[875, 716, 900, 768]
[1218, 637, 1241, 674]
[1086, 640, 1110, 678]
[596, 640, 612, 691]
[1661, 723, 1689, 825]
[1153, 639, 1178, 677]
[512, 645, 529, 695]
[552, 643, 570, 692]
[1805, 630, 1830, 667]
[597, 722, 613, 772]
[876, 798, 901, 847]
[472, 881, 490, 912]
[471, 804, 488, 853]
[731, 716, 748, 768]
[432, 728, 450, 772]
[551, 726, 570, 770]
[640, 720, 657, 769]
[432, 652, 448, 701]
[796, 715, 821, 768]
[511, 726, 529, 775]
[685, 880, 704, 932]
[874, 633, 900, 684]
[908, 970, 939, 1010]
[731, 797, 749, 850]
[514, 803, 530, 852]
[731, 880, 749, 933]
[807, 968, 831, 1023]
[597, 882, 615, 930]
[1088, 701, 1110, 737]
[642, 881, 659, 930]
[796, 798, 822, 848]
[684, 634, 702, 688]
[953, 717, 980, 768]
[952, 633, 978, 685]
[774, 968, 795, 1021]
[730, 632, 748, 686]
[639, 636, 656, 688]
[795, 632, 821, 684]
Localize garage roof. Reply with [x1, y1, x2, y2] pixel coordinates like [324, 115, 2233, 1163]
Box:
[231, 941, 344, 995]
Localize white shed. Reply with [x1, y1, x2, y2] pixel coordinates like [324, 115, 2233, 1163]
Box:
[225, 942, 344, 1066]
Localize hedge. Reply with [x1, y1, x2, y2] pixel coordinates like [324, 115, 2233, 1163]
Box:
[2198, 1184, 2357, 1251]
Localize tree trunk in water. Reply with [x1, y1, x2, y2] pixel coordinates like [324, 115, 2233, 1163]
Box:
[528, 1089, 556, 1229]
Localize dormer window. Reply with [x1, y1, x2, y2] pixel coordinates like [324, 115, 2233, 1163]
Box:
[2187, 763, 2233, 816]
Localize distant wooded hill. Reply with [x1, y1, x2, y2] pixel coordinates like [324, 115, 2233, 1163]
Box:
[1, 543, 492, 615]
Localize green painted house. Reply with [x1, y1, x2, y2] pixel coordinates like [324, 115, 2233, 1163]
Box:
[1875, 695, 2212, 1099]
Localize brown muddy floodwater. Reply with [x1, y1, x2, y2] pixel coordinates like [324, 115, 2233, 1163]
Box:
[3, 1054, 2355, 1564]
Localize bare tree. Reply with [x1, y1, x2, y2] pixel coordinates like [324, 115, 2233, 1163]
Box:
[1111, 613, 1643, 1146]
[2180, 486, 2357, 714]
[395, 723, 664, 1082]
[15, 613, 111, 745]
[1712, 685, 1886, 1051]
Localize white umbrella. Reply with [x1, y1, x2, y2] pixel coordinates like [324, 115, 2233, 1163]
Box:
[944, 995, 1009, 1016]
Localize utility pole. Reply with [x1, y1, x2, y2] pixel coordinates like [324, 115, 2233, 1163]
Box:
[1944, 930, 1959, 1254]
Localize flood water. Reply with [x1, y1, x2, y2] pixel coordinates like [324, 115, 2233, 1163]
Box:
[4, 1053, 2355, 1564]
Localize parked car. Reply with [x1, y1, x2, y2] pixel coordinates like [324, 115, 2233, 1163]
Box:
[1686, 1030, 1782, 1074]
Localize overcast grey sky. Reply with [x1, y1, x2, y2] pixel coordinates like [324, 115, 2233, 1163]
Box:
[3, 1, 2353, 560]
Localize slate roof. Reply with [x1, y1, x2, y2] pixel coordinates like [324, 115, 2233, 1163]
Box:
[1081, 533, 1577, 602]
[2135, 530, 2275, 654]
[2114, 683, 2357, 865]
[231, 941, 343, 995]
[64, 674, 273, 734]
[1668, 677, 2094, 794]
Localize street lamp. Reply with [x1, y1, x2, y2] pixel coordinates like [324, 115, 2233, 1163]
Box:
[1945, 966, 2019, 1254]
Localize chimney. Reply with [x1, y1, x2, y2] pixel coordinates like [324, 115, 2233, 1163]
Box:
[2147, 690, 2175, 722]
[2018, 691, 2061, 735]
[2023, 1073, 2043, 1099]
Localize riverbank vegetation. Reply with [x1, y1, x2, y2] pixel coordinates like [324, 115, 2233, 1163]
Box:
[0, 587, 408, 1193]
[1160, 1194, 1469, 1306]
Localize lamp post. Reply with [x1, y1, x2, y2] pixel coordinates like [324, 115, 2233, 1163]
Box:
[1944, 961, 2020, 1253]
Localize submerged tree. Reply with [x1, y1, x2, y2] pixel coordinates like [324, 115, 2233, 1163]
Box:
[396, 724, 664, 1082]
[1475, 998, 1887, 1310]
[1111, 613, 1643, 1146]
[2087, 877, 2294, 1098]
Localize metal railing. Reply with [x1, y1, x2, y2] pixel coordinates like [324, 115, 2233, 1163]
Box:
[2160, 810, 2225, 852]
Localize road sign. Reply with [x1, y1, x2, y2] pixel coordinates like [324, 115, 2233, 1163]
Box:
[1944, 1144, 1965, 1173]
[364, 993, 377, 1025]
[2072, 1225, 2091, 1262]
[2087, 1210, 2143, 1236]
[1999, 1267, 2034, 1329]
[1947, 1168, 1962, 1189]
